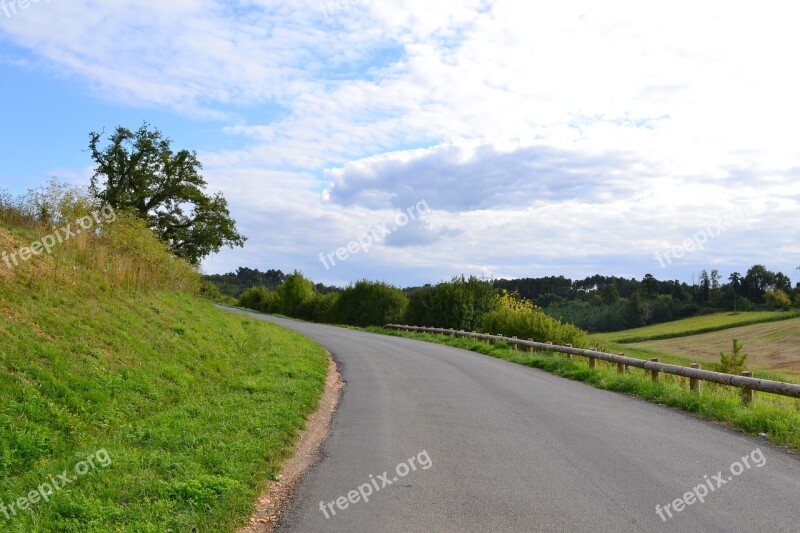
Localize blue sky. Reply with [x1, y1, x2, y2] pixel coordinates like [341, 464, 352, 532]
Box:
[1, 0, 798, 287]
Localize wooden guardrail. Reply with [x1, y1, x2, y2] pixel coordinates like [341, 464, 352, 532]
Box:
[384, 325, 800, 403]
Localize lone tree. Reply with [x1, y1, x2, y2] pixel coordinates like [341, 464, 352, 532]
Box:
[89, 123, 246, 264]
[719, 339, 747, 375]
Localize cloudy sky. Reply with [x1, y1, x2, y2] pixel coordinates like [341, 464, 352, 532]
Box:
[1, 0, 798, 287]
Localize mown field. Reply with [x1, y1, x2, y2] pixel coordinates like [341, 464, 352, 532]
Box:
[590, 311, 800, 380]
[631, 318, 800, 378]
[592, 310, 799, 344]
[0, 209, 329, 532]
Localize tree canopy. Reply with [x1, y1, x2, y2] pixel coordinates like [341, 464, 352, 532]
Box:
[89, 123, 246, 264]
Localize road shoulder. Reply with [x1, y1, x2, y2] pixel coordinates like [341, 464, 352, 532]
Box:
[238, 352, 344, 532]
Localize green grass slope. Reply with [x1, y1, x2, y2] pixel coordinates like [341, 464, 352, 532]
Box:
[1, 201, 328, 532]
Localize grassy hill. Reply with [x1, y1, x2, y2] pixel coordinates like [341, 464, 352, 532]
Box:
[0, 198, 328, 531]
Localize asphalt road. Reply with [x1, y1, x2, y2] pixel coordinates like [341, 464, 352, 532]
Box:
[223, 309, 800, 533]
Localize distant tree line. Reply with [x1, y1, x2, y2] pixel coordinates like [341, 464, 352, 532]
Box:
[204, 267, 286, 297]
[204, 264, 799, 334]
[203, 267, 341, 298]
[494, 265, 797, 332]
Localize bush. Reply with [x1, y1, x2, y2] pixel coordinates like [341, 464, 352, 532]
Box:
[481, 292, 588, 347]
[274, 271, 315, 317]
[676, 303, 700, 318]
[765, 290, 791, 310]
[297, 293, 340, 323]
[199, 281, 236, 305]
[334, 280, 408, 327]
[735, 297, 756, 312]
[405, 285, 435, 326]
[239, 286, 275, 312]
[411, 276, 498, 330]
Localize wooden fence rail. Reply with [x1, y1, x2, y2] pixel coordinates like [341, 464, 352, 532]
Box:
[384, 325, 800, 402]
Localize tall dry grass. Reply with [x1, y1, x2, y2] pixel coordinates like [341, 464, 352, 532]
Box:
[0, 181, 199, 294]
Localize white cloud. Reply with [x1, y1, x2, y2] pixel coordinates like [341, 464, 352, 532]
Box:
[2, 0, 800, 284]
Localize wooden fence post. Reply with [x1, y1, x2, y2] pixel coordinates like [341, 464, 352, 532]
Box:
[690, 363, 701, 393]
[527, 338, 533, 354]
[512, 336, 518, 351]
[650, 358, 660, 382]
[617, 353, 626, 374]
[741, 371, 754, 404]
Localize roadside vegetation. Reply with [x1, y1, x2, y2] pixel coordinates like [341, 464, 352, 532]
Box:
[0, 183, 328, 531]
[228, 267, 800, 357]
[215, 263, 800, 340]
[236, 274, 590, 348]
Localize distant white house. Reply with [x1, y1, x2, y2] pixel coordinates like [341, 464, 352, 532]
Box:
[576, 284, 600, 293]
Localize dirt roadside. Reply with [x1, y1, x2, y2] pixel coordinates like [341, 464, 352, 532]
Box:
[238, 352, 343, 532]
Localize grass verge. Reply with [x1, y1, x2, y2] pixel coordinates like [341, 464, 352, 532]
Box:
[0, 290, 328, 532]
[369, 328, 800, 453]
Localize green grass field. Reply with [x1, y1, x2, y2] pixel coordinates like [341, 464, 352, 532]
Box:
[1, 211, 329, 532]
[592, 310, 799, 344]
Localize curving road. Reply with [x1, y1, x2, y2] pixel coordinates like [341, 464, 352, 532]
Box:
[223, 309, 800, 533]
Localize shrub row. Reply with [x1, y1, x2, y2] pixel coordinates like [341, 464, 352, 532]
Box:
[238, 275, 589, 347]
